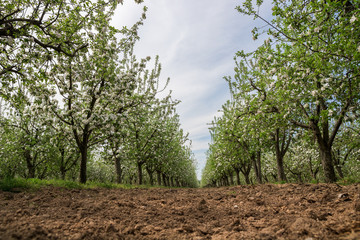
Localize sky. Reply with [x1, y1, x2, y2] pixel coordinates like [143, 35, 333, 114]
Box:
[113, 0, 272, 179]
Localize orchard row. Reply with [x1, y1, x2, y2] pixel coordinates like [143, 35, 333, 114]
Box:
[0, 0, 197, 187]
[202, 0, 360, 186]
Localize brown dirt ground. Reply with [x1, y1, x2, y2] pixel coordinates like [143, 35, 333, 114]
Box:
[0, 183, 359, 240]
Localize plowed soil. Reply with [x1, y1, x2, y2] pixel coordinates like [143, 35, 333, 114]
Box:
[0, 183, 359, 240]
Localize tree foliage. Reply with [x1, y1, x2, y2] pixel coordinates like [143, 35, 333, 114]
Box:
[202, 0, 360, 186]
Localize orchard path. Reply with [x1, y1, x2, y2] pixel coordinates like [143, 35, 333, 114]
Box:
[0, 183, 359, 239]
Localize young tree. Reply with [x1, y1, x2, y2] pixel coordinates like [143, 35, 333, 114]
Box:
[122, 94, 178, 185]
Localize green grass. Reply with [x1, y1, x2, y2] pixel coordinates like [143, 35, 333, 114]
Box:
[0, 177, 33, 192]
[337, 176, 360, 185]
[0, 177, 171, 192]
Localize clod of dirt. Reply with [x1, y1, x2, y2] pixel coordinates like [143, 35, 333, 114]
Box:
[289, 217, 318, 236]
[199, 199, 206, 205]
[338, 193, 351, 201]
[105, 224, 117, 233]
[182, 225, 195, 233]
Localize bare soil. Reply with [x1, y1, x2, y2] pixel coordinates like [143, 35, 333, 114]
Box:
[0, 183, 359, 240]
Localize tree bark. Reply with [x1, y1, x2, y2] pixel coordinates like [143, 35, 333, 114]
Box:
[240, 161, 251, 185]
[229, 174, 234, 185]
[79, 144, 88, 184]
[156, 170, 162, 186]
[251, 152, 263, 184]
[59, 148, 66, 180]
[276, 154, 287, 182]
[60, 166, 66, 180]
[244, 173, 251, 185]
[146, 167, 154, 186]
[166, 176, 170, 187]
[319, 147, 336, 183]
[24, 150, 35, 179]
[234, 168, 241, 185]
[256, 151, 263, 183]
[115, 158, 122, 184]
[137, 162, 143, 185]
[162, 173, 168, 187]
[274, 128, 289, 182]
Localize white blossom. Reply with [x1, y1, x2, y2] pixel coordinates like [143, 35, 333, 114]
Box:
[269, 68, 277, 75]
[314, 27, 320, 33]
[350, 15, 357, 24]
[321, 83, 329, 91]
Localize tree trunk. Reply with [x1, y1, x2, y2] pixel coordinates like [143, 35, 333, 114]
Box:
[319, 146, 336, 183]
[156, 170, 162, 186]
[309, 114, 337, 183]
[274, 128, 289, 182]
[333, 149, 346, 179]
[166, 176, 170, 187]
[240, 162, 251, 185]
[137, 162, 143, 185]
[60, 166, 66, 180]
[79, 144, 88, 184]
[170, 177, 174, 187]
[146, 167, 154, 186]
[251, 152, 262, 184]
[162, 173, 168, 187]
[256, 151, 263, 183]
[25, 150, 35, 179]
[244, 173, 250, 185]
[28, 167, 36, 179]
[234, 168, 241, 185]
[276, 154, 287, 182]
[297, 173, 303, 183]
[60, 149, 66, 180]
[224, 176, 229, 186]
[229, 174, 234, 185]
[115, 158, 122, 184]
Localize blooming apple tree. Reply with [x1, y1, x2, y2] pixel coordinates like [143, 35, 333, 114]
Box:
[232, 0, 360, 183]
